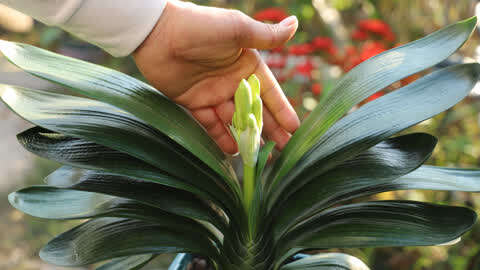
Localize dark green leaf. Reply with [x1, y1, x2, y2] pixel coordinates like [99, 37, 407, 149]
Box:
[280, 201, 477, 253]
[16, 127, 238, 216]
[397, 165, 480, 191]
[268, 17, 477, 192]
[8, 186, 222, 245]
[267, 63, 480, 210]
[0, 86, 241, 204]
[0, 40, 237, 188]
[9, 186, 117, 219]
[256, 141, 276, 181]
[96, 255, 155, 270]
[40, 218, 219, 266]
[43, 166, 227, 231]
[250, 141, 276, 236]
[272, 133, 437, 239]
[280, 253, 370, 270]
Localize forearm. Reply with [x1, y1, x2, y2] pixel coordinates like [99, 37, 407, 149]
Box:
[0, 0, 167, 57]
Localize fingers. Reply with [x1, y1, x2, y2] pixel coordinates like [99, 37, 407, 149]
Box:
[253, 55, 300, 133]
[263, 106, 291, 150]
[231, 11, 298, 50]
[203, 52, 299, 151]
[191, 107, 238, 154]
[215, 100, 235, 125]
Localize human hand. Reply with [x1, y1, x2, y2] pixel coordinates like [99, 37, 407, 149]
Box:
[133, 0, 299, 154]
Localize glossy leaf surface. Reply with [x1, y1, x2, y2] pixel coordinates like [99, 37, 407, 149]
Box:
[96, 255, 155, 270]
[268, 17, 477, 192]
[8, 186, 220, 244]
[280, 201, 476, 253]
[0, 40, 236, 188]
[280, 253, 370, 270]
[397, 165, 480, 190]
[16, 127, 236, 210]
[268, 63, 480, 210]
[42, 167, 226, 230]
[272, 133, 437, 239]
[40, 218, 219, 266]
[0, 86, 242, 203]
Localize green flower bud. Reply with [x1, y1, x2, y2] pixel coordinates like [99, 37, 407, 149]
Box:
[252, 95, 263, 131]
[234, 79, 252, 130]
[231, 75, 263, 167]
[248, 74, 261, 98]
[247, 113, 257, 129]
[235, 114, 260, 166]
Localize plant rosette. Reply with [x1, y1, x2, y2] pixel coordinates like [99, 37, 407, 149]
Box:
[1, 17, 480, 270]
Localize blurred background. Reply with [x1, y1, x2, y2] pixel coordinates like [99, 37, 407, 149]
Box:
[1, 0, 480, 269]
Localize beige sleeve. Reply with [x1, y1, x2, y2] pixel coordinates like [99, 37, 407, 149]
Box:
[0, 0, 167, 57]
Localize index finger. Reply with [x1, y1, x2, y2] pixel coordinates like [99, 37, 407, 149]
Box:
[253, 51, 300, 133]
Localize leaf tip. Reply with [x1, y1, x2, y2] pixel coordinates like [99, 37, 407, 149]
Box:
[0, 39, 18, 59]
[7, 192, 19, 207]
[464, 16, 478, 29]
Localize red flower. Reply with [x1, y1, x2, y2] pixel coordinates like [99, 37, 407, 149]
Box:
[253, 8, 288, 23]
[366, 91, 385, 102]
[360, 42, 386, 61]
[311, 37, 337, 56]
[382, 31, 396, 42]
[296, 61, 315, 77]
[358, 19, 391, 34]
[312, 37, 333, 50]
[312, 83, 323, 95]
[343, 57, 362, 72]
[357, 19, 395, 42]
[345, 46, 358, 57]
[342, 46, 362, 71]
[351, 29, 368, 41]
[288, 43, 315, 55]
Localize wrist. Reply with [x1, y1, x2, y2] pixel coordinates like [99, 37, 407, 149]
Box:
[133, 0, 178, 58]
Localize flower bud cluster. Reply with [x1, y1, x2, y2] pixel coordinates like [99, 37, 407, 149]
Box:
[230, 75, 263, 167]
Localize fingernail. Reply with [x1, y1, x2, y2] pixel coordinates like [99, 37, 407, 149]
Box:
[280, 16, 297, 28]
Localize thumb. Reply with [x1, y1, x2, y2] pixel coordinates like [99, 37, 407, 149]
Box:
[233, 13, 298, 50]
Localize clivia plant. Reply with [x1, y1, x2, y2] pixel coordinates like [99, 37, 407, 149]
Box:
[2, 17, 480, 270]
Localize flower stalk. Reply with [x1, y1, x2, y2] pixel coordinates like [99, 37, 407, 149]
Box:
[230, 75, 263, 212]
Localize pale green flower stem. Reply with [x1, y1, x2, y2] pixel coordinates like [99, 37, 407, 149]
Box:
[243, 164, 256, 212]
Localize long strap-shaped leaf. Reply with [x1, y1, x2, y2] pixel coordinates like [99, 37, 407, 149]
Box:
[42, 166, 227, 231]
[8, 186, 221, 245]
[280, 253, 370, 270]
[40, 217, 219, 267]
[96, 255, 155, 270]
[17, 127, 238, 217]
[279, 201, 477, 254]
[267, 17, 477, 192]
[267, 63, 480, 210]
[0, 40, 236, 188]
[0, 86, 240, 204]
[271, 133, 437, 239]
[397, 165, 480, 190]
[275, 164, 480, 240]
